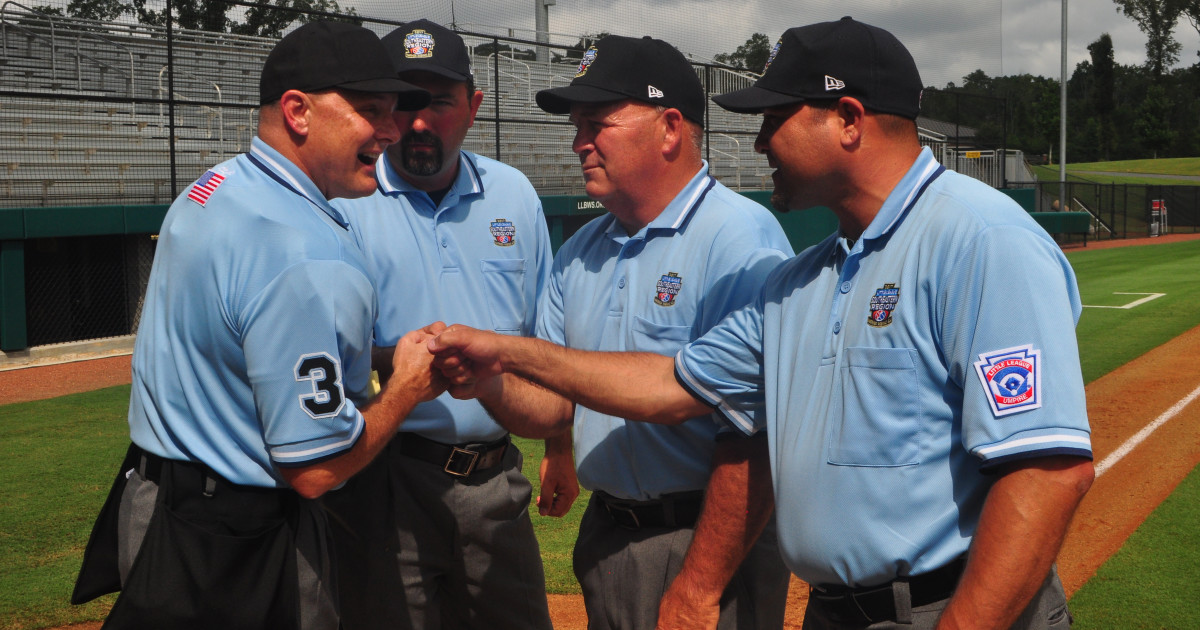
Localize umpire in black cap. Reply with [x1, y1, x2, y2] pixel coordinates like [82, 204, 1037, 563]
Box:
[71, 20, 441, 630]
[441, 33, 795, 630]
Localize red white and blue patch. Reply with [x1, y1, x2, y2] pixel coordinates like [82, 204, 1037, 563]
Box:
[186, 169, 225, 206]
[974, 344, 1042, 417]
[654, 272, 682, 307]
[867, 283, 899, 328]
[489, 218, 515, 246]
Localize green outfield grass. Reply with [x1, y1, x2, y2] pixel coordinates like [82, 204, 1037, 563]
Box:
[2, 239, 1199, 628]
[1031, 157, 1200, 185]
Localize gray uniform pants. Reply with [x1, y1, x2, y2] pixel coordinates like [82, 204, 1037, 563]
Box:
[115, 460, 337, 630]
[573, 493, 791, 630]
[325, 436, 553, 630]
[802, 566, 1072, 630]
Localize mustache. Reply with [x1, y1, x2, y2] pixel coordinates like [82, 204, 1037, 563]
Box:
[402, 131, 442, 151]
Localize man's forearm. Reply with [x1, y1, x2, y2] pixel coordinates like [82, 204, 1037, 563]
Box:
[498, 336, 710, 425]
[936, 456, 1094, 629]
[657, 434, 775, 628]
[475, 374, 574, 439]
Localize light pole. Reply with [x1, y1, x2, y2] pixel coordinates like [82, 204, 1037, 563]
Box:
[1059, 0, 1068, 207]
[535, 0, 555, 62]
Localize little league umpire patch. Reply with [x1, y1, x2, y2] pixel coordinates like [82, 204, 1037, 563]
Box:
[867, 283, 899, 327]
[974, 344, 1042, 417]
[654, 272, 682, 306]
[489, 219, 516, 246]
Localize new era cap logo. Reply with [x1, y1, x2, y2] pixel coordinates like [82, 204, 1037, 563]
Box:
[648, 85, 664, 98]
[825, 75, 846, 91]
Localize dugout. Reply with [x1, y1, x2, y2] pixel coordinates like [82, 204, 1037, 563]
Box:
[0, 196, 837, 354]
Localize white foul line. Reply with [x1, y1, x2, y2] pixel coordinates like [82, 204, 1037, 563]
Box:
[1094, 382, 1200, 478]
[1082, 292, 1165, 309]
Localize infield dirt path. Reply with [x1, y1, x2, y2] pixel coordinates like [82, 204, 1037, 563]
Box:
[7, 233, 1200, 630]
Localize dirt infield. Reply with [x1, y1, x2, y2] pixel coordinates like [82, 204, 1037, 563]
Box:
[7, 233, 1200, 630]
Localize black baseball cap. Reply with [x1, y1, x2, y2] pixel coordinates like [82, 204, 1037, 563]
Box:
[712, 17, 923, 119]
[536, 35, 705, 126]
[259, 21, 431, 109]
[382, 19, 473, 82]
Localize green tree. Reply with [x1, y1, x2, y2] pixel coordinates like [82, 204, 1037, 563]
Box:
[713, 33, 772, 73]
[63, 0, 358, 36]
[1133, 83, 1177, 156]
[63, 0, 124, 21]
[1112, 0, 1186, 77]
[1087, 34, 1118, 159]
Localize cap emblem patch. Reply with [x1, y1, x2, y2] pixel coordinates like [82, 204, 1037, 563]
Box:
[867, 283, 898, 327]
[490, 219, 516, 246]
[825, 75, 846, 91]
[648, 85, 664, 98]
[404, 29, 435, 58]
[576, 47, 598, 78]
[654, 272, 682, 307]
[764, 38, 782, 72]
[974, 345, 1042, 417]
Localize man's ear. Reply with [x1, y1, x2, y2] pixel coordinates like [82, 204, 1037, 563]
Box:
[660, 107, 686, 158]
[279, 89, 312, 137]
[835, 96, 867, 147]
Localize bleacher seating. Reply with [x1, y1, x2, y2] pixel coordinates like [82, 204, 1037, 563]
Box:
[1, 8, 776, 207]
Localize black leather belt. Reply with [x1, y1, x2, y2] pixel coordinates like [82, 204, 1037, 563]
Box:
[594, 490, 704, 530]
[397, 433, 509, 478]
[809, 556, 967, 624]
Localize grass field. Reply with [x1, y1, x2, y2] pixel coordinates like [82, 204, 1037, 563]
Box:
[1031, 157, 1200, 185]
[2, 240, 1199, 628]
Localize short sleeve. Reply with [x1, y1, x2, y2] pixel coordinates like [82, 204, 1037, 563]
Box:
[534, 254, 568, 346]
[240, 260, 374, 467]
[939, 224, 1092, 468]
[675, 294, 770, 436]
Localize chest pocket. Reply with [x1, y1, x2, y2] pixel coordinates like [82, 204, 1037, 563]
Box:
[827, 346, 922, 467]
[630, 316, 692, 355]
[480, 259, 527, 334]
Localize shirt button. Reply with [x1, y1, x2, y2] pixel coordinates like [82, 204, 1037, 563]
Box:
[618, 278, 626, 289]
[841, 281, 852, 293]
[440, 238, 448, 248]
[833, 321, 842, 334]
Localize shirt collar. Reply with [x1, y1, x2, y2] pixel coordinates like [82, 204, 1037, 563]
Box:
[855, 146, 944, 244]
[603, 161, 715, 238]
[247, 137, 348, 227]
[376, 151, 484, 201]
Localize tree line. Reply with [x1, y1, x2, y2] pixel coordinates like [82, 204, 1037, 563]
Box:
[30, 0, 359, 37]
[712, 25, 1200, 163]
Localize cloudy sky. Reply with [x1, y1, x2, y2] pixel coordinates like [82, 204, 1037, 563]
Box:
[357, 0, 1200, 88]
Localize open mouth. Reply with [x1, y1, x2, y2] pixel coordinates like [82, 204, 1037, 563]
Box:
[358, 153, 378, 166]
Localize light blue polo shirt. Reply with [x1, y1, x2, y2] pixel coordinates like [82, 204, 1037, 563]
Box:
[677, 147, 1092, 587]
[129, 137, 376, 487]
[334, 151, 552, 443]
[537, 162, 793, 500]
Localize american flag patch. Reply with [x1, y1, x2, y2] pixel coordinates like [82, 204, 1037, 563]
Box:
[187, 170, 226, 206]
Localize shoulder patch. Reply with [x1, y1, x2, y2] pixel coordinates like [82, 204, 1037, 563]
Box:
[187, 169, 226, 206]
[974, 345, 1042, 417]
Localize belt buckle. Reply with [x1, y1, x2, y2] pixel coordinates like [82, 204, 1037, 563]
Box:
[604, 503, 641, 530]
[444, 447, 480, 477]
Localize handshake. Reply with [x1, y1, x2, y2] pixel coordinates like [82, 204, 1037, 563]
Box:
[374, 321, 519, 403]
